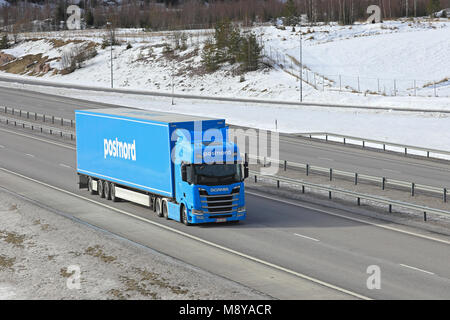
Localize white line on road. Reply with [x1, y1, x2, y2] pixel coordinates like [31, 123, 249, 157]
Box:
[294, 233, 320, 242]
[0, 167, 371, 300]
[0, 127, 75, 150]
[246, 190, 450, 245]
[399, 264, 435, 275]
[382, 168, 401, 174]
[59, 163, 72, 169]
[25, 153, 35, 158]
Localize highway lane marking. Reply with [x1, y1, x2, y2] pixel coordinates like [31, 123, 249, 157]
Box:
[25, 153, 35, 158]
[382, 168, 401, 174]
[281, 138, 450, 174]
[3, 125, 449, 248]
[0, 167, 371, 301]
[1, 84, 449, 176]
[399, 264, 435, 275]
[318, 157, 334, 162]
[59, 163, 73, 169]
[246, 190, 450, 246]
[294, 233, 320, 242]
[0, 127, 75, 150]
[2, 125, 449, 247]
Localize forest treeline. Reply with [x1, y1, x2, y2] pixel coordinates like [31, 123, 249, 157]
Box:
[1, 0, 449, 31]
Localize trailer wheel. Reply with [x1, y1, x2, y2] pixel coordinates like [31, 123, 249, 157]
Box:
[104, 181, 112, 200]
[162, 199, 169, 220]
[155, 198, 163, 217]
[181, 205, 190, 226]
[111, 184, 118, 202]
[88, 177, 96, 195]
[98, 180, 105, 198]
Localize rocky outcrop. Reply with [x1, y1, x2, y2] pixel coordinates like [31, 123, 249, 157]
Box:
[0, 52, 15, 66]
[32, 62, 51, 74]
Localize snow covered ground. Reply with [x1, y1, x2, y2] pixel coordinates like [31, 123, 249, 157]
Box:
[0, 189, 267, 299]
[1, 18, 449, 104]
[267, 19, 450, 97]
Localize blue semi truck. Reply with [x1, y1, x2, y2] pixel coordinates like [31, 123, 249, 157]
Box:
[75, 108, 248, 225]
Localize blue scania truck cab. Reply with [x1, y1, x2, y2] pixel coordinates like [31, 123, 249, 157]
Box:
[76, 108, 248, 225]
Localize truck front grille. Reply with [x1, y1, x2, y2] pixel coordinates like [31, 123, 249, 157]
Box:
[199, 191, 238, 214]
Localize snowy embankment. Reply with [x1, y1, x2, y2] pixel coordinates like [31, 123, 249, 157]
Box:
[2, 80, 450, 155]
[0, 18, 450, 151]
[1, 18, 449, 104]
[0, 190, 266, 299]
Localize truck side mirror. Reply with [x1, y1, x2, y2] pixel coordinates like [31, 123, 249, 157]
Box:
[244, 162, 249, 179]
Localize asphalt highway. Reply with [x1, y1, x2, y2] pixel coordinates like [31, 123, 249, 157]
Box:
[1, 124, 450, 299]
[1, 85, 450, 189]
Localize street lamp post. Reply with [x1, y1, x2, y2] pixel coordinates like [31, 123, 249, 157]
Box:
[107, 22, 113, 89]
[299, 20, 303, 102]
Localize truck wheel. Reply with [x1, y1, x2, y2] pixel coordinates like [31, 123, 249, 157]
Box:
[111, 184, 118, 202]
[155, 198, 163, 217]
[162, 199, 169, 220]
[98, 180, 105, 198]
[181, 206, 190, 226]
[88, 177, 96, 195]
[104, 181, 112, 200]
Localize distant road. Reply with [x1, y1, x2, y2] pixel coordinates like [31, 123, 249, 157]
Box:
[0, 75, 449, 113]
[1, 85, 450, 190]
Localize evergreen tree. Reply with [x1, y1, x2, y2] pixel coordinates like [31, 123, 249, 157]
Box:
[202, 19, 263, 73]
[0, 34, 9, 49]
[283, 0, 299, 26]
[201, 37, 219, 72]
[85, 9, 94, 27]
[214, 19, 241, 64]
[238, 33, 261, 72]
[427, 0, 441, 17]
[55, 1, 66, 29]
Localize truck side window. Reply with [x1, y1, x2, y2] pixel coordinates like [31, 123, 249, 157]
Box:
[186, 164, 194, 184]
[182, 164, 194, 184]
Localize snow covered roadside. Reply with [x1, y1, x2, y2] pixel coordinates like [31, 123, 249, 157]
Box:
[1, 80, 450, 154]
[1, 19, 449, 106]
[0, 190, 267, 300]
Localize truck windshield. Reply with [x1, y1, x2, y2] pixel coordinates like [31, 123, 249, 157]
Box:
[193, 164, 243, 186]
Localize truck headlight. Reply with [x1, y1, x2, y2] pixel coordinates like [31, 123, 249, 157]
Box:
[237, 206, 246, 213]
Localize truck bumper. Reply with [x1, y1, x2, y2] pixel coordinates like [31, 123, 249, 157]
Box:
[190, 212, 246, 224]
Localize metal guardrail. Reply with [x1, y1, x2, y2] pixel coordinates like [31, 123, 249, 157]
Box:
[245, 153, 449, 203]
[0, 106, 75, 127]
[298, 132, 450, 160]
[0, 114, 75, 140]
[250, 170, 450, 221]
[1, 106, 448, 202]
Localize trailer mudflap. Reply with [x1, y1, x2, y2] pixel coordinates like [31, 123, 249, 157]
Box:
[78, 174, 88, 189]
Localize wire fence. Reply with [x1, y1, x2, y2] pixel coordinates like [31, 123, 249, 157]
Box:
[262, 44, 449, 98]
